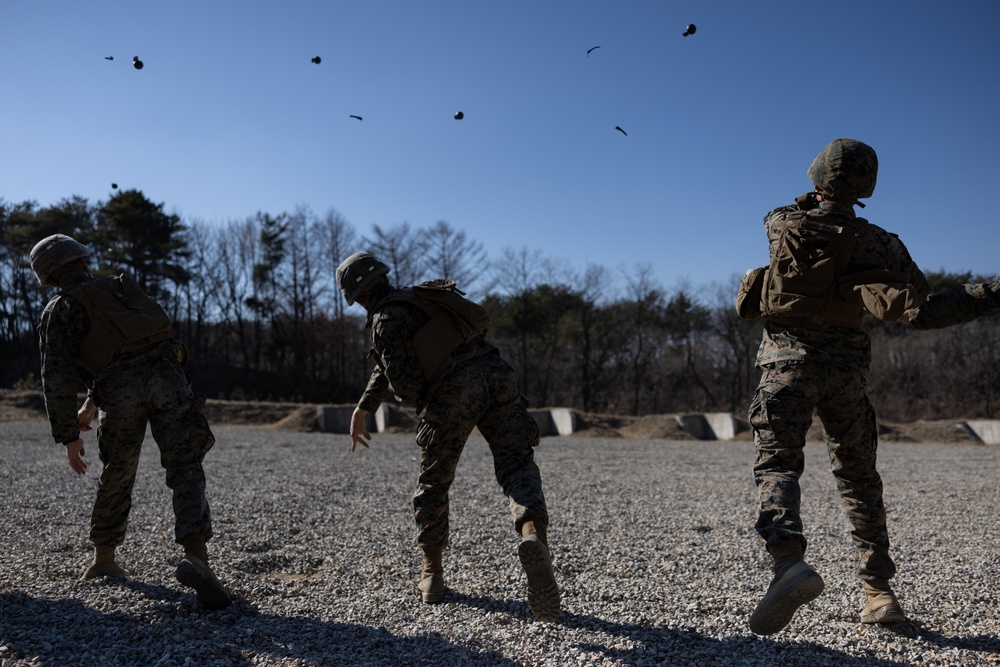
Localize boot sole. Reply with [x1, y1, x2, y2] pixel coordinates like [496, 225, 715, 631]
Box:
[518, 537, 560, 623]
[860, 603, 906, 624]
[176, 557, 232, 610]
[749, 564, 824, 635]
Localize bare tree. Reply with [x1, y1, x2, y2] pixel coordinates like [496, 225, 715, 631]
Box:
[424, 221, 489, 296]
[318, 209, 357, 320]
[363, 222, 427, 286]
[621, 263, 665, 415]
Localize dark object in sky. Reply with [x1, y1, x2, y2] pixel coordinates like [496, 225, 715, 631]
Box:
[132, 56, 143, 70]
[615, 125, 628, 136]
[105, 56, 114, 60]
[111, 183, 118, 189]
[349, 115, 363, 121]
[683, 24, 697, 37]
[586, 45, 601, 56]
[311, 56, 322, 64]
[454, 111, 464, 120]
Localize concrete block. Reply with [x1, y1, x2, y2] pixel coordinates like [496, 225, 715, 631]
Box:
[677, 413, 739, 440]
[374, 404, 402, 432]
[964, 420, 1000, 445]
[317, 406, 374, 434]
[550, 408, 578, 435]
[705, 413, 739, 440]
[677, 414, 711, 440]
[529, 410, 556, 436]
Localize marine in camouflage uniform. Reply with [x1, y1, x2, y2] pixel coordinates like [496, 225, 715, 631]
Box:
[741, 139, 928, 635]
[336, 252, 559, 623]
[905, 279, 1000, 330]
[31, 234, 230, 610]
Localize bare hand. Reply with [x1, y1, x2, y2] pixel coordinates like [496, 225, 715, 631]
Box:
[77, 397, 97, 432]
[350, 407, 372, 452]
[66, 439, 87, 475]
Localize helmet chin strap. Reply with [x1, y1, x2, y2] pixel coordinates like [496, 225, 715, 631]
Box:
[809, 186, 865, 209]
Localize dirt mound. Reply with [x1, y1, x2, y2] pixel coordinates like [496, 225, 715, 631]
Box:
[266, 405, 320, 432]
[619, 414, 689, 439]
[0, 390, 48, 421]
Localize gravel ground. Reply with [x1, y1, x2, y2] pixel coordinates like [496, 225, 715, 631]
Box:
[2, 420, 999, 667]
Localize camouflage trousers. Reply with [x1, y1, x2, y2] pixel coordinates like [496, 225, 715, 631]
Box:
[91, 355, 216, 548]
[750, 360, 896, 581]
[413, 352, 548, 549]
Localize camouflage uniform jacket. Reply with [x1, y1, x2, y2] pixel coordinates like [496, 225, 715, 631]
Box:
[757, 201, 928, 369]
[38, 275, 101, 444]
[37, 275, 177, 444]
[358, 286, 496, 413]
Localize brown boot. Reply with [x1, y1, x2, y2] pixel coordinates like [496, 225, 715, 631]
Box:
[175, 534, 231, 610]
[82, 546, 128, 580]
[860, 579, 905, 624]
[749, 539, 824, 635]
[418, 547, 444, 603]
[518, 520, 560, 622]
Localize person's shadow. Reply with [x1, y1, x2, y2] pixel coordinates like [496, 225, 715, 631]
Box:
[447, 589, 1000, 666]
[0, 586, 518, 667]
[4, 585, 997, 667]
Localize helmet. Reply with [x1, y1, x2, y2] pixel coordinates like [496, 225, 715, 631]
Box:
[336, 252, 390, 305]
[807, 138, 878, 201]
[29, 234, 90, 286]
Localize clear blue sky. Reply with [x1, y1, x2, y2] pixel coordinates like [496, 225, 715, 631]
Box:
[3, 1, 998, 293]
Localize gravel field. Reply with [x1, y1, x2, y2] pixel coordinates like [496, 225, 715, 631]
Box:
[2, 420, 999, 667]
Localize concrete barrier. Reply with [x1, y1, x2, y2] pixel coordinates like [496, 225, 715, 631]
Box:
[677, 414, 712, 440]
[677, 413, 740, 441]
[550, 408, 578, 435]
[375, 404, 414, 432]
[317, 406, 375, 434]
[964, 420, 1000, 445]
[529, 410, 555, 436]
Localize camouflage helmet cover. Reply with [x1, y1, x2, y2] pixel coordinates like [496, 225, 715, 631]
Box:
[29, 234, 90, 285]
[336, 252, 390, 305]
[807, 138, 878, 201]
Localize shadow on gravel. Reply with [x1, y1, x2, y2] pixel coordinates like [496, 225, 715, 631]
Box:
[447, 589, 537, 621]
[432, 591, 954, 666]
[555, 610, 923, 667]
[886, 619, 1000, 654]
[0, 590, 518, 667]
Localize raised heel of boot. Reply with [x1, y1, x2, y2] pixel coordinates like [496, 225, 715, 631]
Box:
[176, 555, 232, 610]
[518, 535, 560, 623]
[749, 561, 824, 635]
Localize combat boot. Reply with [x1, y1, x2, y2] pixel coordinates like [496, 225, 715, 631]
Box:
[860, 579, 906, 624]
[749, 539, 824, 635]
[175, 533, 231, 610]
[82, 545, 128, 580]
[518, 520, 560, 622]
[418, 547, 444, 603]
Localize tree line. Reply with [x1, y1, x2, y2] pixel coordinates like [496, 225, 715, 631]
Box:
[2, 190, 997, 422]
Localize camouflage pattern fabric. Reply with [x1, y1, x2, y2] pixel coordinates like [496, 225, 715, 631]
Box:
[90, 354, 215, 547]
[751, 200, 922, 583]
[413, 353, 547, 548]
[907, 280, 1000, 330]
[751, 361, 895, 581]
[358, 285, 549, 549]
[38, 276, 96, 443]
[756, 201, 928, 368]
[38, 275, 216, 548]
